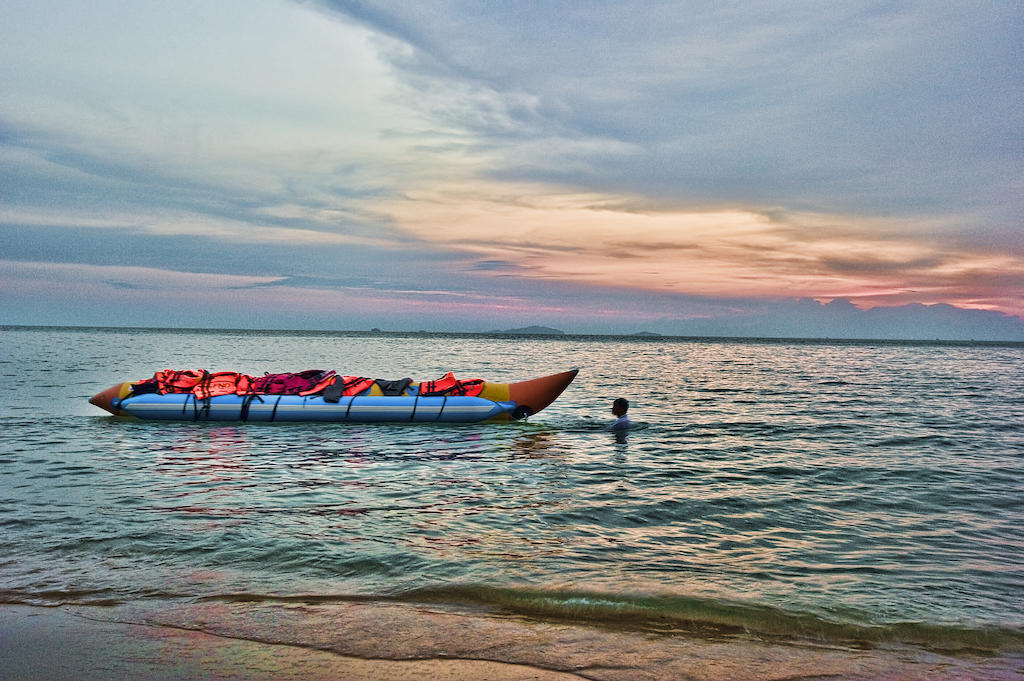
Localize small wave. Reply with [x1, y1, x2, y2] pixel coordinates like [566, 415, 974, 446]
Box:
[394, 585, 1024, 654]
[549, 419, 652, 434]
[10, 583, 1023, 654]
[869, 434, 958, 448]
[698, 387, 747, 393]
[0, 587, 124, 607]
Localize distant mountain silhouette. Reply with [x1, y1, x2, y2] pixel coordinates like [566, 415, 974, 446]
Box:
[652, 299, 1024, 341]
[493, 325, 566, 335]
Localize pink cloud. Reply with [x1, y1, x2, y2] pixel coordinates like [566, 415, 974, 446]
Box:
[379, 183, 1024, 318]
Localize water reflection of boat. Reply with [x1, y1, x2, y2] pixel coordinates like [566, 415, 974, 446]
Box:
[89, 369, 578, 424]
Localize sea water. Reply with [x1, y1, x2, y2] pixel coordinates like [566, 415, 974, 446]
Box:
[1, 326, 1022, 677]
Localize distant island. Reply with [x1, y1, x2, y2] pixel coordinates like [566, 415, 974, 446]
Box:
[632, 331, 663, 337]
[492, 325, 566, 335]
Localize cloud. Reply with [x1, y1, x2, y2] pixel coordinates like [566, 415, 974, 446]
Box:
[294, 1, 1023, 316]
[0, 257, 601, 330]
[314, 0, 1021, 218]
[3, 257, 1021, 340]
[0, 260, 282, 291]
[0, 1, 1021, 337]
[377, 180, 1024, 315]
[0, 1, 430, 244]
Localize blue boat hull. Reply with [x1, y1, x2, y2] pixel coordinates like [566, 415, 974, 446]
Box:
[114, 392, 518, 423]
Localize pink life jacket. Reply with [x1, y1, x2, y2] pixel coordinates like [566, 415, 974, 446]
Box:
[250, 370, 337, 395]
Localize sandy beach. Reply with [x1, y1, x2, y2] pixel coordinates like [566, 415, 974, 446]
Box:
[0, 605, 577, 681]
[3, 603, 1020, 681]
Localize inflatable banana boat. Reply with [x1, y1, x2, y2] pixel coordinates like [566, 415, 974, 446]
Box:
[89, 369, 578, 423]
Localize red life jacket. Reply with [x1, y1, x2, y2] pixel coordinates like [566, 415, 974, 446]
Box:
[418, 372, 485, 397]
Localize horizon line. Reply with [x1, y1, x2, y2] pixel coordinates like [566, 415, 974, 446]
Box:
[3, 323, 1023, 347]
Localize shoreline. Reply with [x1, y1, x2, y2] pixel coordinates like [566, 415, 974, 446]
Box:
[0, 605, 580, 681]
[3, 603, 1021, 681]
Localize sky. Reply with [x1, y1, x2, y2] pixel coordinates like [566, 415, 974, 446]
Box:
[2, 0, 1022, 339]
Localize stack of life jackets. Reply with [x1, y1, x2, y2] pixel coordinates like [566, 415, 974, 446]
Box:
[131, 369, 337, 400]
[129, 369, 485, 400]
[131, 369, 254, 400]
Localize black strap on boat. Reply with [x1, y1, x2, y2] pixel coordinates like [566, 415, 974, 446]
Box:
[181, 392, 210, 421]
[240, 393, 264, 422]
[182, 392, 197, 420]
[344, 396, 354, 420]
[409, 392, 419, 421]
[269, 395, 282, 422]
[434, 395, 447, 422]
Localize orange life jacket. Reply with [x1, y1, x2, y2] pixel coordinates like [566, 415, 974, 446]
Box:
[418, 372, 485, 397]
[321, 376, 376, 403]
[192, 371, 254, 400]
[337, 376, 376, 396]
[154, 369, 206, 394]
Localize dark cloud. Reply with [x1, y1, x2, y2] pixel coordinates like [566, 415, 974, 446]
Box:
[312, 0, 1023, 234]
[469, 259, 522, 272]
[103, 280, 153, 290]
[820, 256, 947, 275]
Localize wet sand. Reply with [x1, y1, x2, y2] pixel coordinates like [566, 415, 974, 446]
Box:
[2, 603, 1021, 681]
[0, 605, 578, 681]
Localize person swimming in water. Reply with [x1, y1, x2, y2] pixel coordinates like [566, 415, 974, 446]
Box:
[608, 397, 631, 431]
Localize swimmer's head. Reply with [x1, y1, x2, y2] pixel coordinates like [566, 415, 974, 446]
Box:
[612, 397, 629, 417]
